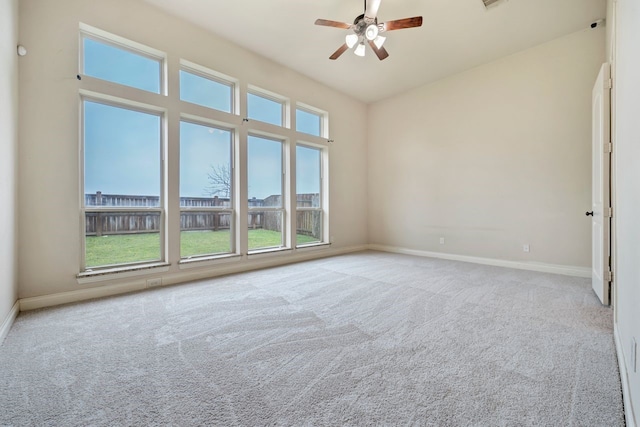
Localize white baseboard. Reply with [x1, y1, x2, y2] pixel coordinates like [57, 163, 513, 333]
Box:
[0, 301, 20, 345]
[19, 280, 147, 311]
[368, 244, 591, 278]
[615, 324, 637, 427]
[19, 244, 368, 312]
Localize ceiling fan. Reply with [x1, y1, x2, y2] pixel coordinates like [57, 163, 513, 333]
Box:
[315, 0, 423, 60]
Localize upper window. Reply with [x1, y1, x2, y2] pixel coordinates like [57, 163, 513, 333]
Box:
[247, 92, 284, 127]
[180, 68, 233, 113]
[296, 108, 322, 137]
[82, 36, 162, 94]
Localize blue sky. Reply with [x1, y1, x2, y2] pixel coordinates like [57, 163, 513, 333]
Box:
[84, 38, 322, 202]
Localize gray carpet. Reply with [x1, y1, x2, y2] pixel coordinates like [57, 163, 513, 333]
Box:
[0, 251, 625, 426]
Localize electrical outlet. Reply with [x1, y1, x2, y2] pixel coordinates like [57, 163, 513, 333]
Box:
[632, 337, 637, 373]
[439, 237, 445, 245]
[146, 278, 162, 288]
[523, 244, 530, 253]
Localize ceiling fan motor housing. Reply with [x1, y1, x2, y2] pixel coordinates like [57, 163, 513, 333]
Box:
[353, 14, 381, 41]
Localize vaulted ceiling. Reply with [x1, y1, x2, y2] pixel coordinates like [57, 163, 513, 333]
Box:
[145, 0, 606, 103]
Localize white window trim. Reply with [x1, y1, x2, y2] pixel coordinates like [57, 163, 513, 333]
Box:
[79, 94, 167, 272]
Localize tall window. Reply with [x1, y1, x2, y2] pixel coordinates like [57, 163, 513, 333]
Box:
[82, 100, 163, 268]
[247, 135, 284, 251]
[296, 145, 323, 245]
[180, 121, 234, 258]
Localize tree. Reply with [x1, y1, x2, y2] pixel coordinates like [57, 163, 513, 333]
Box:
[204, 164, 231, 198]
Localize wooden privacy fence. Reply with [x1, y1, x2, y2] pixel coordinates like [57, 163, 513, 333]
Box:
[85, 193, 321, 237]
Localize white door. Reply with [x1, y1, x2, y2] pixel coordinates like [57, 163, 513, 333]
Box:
[590, 63, 611, 305]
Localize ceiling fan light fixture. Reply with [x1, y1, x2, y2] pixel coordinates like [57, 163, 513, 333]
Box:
[365, 24, 379, 40]
[345, 33, 359, 48]
[373, 35, 386, 49]
[315, 0, 423, 61]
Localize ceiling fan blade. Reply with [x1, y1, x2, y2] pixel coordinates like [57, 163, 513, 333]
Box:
[365, 0, 382, 20]
[315, 19, 352, 29]
[382, 16, 423, 31]
[329, 43, 350, 60]
[368, 40, 389, 60]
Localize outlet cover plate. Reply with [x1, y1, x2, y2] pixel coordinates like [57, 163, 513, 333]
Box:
[147, 278, 162, 288]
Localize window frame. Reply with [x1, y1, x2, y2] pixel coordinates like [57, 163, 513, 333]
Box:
[247, 86, 289, 128]
[178, 117, 237, 260]
[295, 103, 328, 138]
[79, 94, 167, 271]
[295, 143, 326, 247]
[179, 60, 238, 115]
[79, 23, 166, 95]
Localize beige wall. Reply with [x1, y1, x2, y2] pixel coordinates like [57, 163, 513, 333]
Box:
[367, 28, 605, 269]
[0, 0, 19, 325]
[17, 0, 368, 300]
[611, 0, 640, 422]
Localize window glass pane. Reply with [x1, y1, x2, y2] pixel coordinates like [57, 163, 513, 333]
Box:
[180, 122, 232, 203]
[297, 211, 322, 245]
[83, 100, 162, 268]
[85, 211, 161, 267]
[181, 212, 232, 257]
[296, 109, 322, 136]
[247, 93, 283, 126]
[180, 70, 232, 113]
[296, 145, 321, 208]
[180, 121, 233, 258]
[248, 135, 282, 206]
[248, 212, 283, 250]
[83, 37, 161, 93]
[84, 101, 161, 207]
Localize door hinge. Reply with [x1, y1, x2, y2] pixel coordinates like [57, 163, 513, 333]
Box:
[608, 270, 613, 282]
[608, 207, 613, 218]
[606, 78, 613, 90]
[606, 142, 613, 153]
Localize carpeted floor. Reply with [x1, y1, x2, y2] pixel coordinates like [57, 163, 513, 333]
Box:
[0, 251, 625, 426]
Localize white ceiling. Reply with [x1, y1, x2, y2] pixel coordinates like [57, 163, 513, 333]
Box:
[144, 0, 606, 103]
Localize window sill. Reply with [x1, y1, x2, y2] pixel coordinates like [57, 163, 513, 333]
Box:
[247, 247, 292, 258]
[77, 262, 171, 284]
[296, 242, 331, 251]
[179, 253, 242, 270]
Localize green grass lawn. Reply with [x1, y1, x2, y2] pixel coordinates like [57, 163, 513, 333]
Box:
[85, 229, 319, 267]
